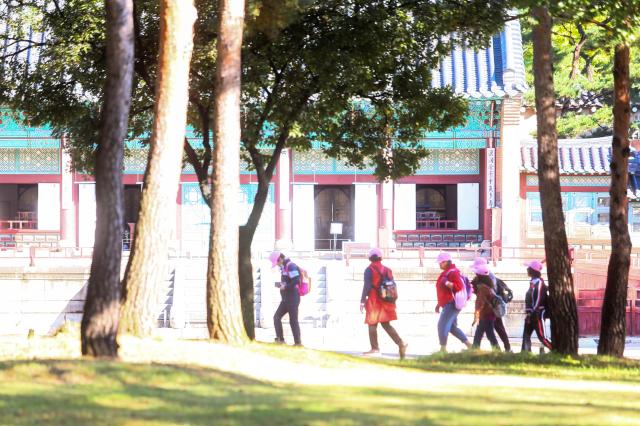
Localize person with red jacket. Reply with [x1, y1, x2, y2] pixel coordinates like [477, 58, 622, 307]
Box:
[360, 248, 408, 359]
[435, 252, 472, 353]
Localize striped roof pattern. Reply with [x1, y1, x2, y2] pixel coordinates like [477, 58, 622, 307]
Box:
[521, 137, 612, 175]
[431, 20, 526, 98]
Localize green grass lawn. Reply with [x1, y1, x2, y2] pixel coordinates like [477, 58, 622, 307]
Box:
[387, 350, 640, 383]
[0, 335, 639, 425]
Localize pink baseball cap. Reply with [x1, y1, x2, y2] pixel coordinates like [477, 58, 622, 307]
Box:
[525, 260, 543, 272]
[472, 257, 488, 267]
[269, 251, 282, 267]
[471, 263, 490, 275]
[436, 252, 452, 263]
[368, 247, 383, 258]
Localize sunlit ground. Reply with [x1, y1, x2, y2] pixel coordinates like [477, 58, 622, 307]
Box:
[0, 330, 639, 425]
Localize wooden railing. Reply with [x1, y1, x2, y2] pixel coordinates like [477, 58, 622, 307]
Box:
[416, 219, 457, 229]
[0, 220, 37, 229]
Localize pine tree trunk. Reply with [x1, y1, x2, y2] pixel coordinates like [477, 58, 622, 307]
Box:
[531, 6, 579, 356]
[81, 0, 134, 358]
[120, 0, 196, 337]
[238, 225, 255, 338]
[598, 43, 631, 357]
[207, 0, 247, 343]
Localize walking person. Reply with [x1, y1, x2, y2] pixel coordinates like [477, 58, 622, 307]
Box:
[435, 252, 473, 352]
[270, 251, 302, 346]
[470, 257, 513, 352]
[470, 263, 500, 350]
[522, 260, 552, 353]
[360, 248, 408, 359]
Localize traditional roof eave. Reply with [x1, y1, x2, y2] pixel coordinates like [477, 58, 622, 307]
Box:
[520, 137, 612, 175]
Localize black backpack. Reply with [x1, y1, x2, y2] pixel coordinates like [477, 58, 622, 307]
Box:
[375, 266, 398, 304]
[496, 278, 513, 303]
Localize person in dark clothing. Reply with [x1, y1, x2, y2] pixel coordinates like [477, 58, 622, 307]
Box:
[470, 264, 500, 350]
[522, 260, 552, 353]
[471, 257, 512, 352]
[270, 250, 302, 346]
[360, 248, 408, 359]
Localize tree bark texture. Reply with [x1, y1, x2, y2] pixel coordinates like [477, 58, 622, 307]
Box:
[599, 43, 632, 357]
[207, 0, 248, 343]
[120, 0, 196, 337]
[531, 6, 579, 356]
[81, 0, 134, 358]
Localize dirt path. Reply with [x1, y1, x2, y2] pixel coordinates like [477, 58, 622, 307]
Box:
[117, 337, 640, 395]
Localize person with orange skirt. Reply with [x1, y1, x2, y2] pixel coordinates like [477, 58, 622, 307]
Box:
[360, 248, 408, 359]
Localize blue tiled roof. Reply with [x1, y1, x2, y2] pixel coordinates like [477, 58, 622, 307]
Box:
[521, 137, 612, 175]
[432, 20, 526, 98]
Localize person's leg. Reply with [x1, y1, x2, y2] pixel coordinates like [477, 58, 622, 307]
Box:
[273, 301, 287, 342]
[484, 319, 500, 349]
[381, 322, 408, 359]
[494, 317, 511, 351]
[288, 297, 301, 345]
[472, 320, 485, 347]
[437, 303, 456, 350]
[521, 316, 534, 352]
[450, 313, 471, 347]
[381, 322, 402, 346]
[367, 324, 379, 352]
[533, 311, 552, 350]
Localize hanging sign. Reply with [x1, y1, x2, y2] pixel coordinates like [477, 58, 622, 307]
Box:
[486, 148, 496, 208]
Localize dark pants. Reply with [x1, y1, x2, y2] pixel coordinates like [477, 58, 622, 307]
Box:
[522, 310, 552, 352]
[473, 317, 500, 349]
[274, 293, 301, 344]
[368, 322, 403, 350]
[494, 317, 511, 351]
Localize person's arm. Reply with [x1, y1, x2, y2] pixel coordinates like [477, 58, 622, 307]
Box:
[361, 267, 373, 304]
[537, 282, 549, 311]
[447, 270, 464, 293]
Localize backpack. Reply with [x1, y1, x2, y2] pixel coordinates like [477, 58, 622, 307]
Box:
[297, 267, 312, 296]
[374, 265, 398, 304]
[285, 263, 312, 296]
[491, 293, 507, 318]
[447, 270, 473, 310]
[495, 278, 513, 303]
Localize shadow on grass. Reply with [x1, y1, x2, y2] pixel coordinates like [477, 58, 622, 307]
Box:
[379, 350, 640, 383]
[0, 358, 638, 426]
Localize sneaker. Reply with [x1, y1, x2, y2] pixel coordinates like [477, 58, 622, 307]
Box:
[293, 343, 304, 348]
[363, 349, 381, 357]
[399, 343, 408, 360]
[274, 338, 285, 344]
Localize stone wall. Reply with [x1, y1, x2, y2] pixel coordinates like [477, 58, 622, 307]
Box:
[0, 259, 543, 341]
